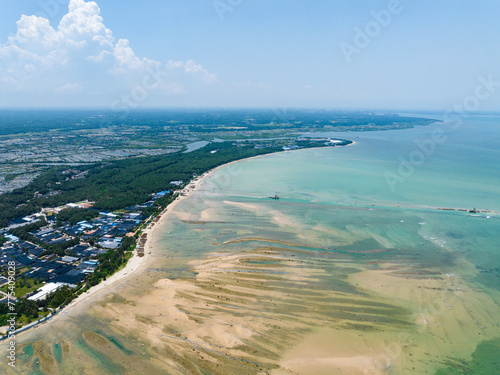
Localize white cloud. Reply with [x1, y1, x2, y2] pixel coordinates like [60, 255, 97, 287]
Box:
[166, 60, 184, 70]
[15, 15, 60, 48]
[86, 49, 110, 62]
[0, 0, 217, 105]
[112, 38, 157, 72]
[184, 60, 217, 84]
[59, 0, 113, 47]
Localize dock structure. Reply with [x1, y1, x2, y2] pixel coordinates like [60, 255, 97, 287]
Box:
[137, 210, 168, 257]
[137, 233, 147, 257]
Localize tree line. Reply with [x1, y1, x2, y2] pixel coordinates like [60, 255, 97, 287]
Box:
[0, 142, 282, 227]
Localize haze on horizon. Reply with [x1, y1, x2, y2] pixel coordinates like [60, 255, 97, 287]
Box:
[0, 0, 499, 112]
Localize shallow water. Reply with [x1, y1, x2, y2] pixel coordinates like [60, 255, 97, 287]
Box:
[156, 114, 500, 373]
[6, 115, 500, 374]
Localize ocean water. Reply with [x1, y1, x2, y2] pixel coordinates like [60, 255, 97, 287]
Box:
[174, 115, 500, 277]
[9, 115, 500, 374]
[155, 114, 500, 373]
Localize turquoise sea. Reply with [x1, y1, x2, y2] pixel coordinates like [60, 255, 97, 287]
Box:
[157, 114, 500, 373]
[172, 114, 500, 284]
[9, 114, 500, 374]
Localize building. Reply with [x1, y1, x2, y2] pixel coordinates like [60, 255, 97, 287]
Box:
[28, 282, 65, 301]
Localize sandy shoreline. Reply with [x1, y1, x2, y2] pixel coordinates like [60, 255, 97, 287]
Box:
[13, 162, 211, 338]
[8, 140, 500, 375]
[9, 147, 286, 337]
[13, 143, 355, 340]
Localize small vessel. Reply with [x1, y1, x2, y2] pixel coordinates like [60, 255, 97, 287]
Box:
[269, 194, 279, 200]
[469, 208, 479, 213]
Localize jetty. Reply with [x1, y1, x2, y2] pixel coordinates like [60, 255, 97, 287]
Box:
[136, 233, 147, 257]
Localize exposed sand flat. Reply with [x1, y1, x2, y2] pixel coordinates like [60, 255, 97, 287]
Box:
[221, 237, 312, 248]
[12, 215, 500, 375]
[9, 147, 500, 375]
[13, 167, 208, 341]
[347, 260, 500, 373]
[223, 200, 263, 214]
[277, 330, 393, 375]
[53, 245, 422, 373]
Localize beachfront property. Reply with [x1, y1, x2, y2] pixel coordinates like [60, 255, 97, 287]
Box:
[28, 282, 64, 301]
[0, 191, 167, 307]
[97, 236, 122, 249]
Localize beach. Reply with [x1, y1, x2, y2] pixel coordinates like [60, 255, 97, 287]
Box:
[14, 168, 211, 337]
[6, 122, 500, 374]
[11, 148, 294, 341]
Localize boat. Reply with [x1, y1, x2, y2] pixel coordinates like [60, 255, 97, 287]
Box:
[269, 194, 279, 200]
[469, 208, 479, 213]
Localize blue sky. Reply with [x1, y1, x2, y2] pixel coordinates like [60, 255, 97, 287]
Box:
[0, 0, 499, 111]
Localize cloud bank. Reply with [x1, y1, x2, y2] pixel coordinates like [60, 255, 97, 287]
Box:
[0, 0, 216, 106]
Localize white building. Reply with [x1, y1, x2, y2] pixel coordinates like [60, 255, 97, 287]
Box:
[28, 283, 65, 301]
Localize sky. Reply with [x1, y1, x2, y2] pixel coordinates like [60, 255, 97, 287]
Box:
[0, 0, 499, 111]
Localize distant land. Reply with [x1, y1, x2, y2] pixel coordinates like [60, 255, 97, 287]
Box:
[0, 109, 435, 193]
[0, 109, 434, 341]
[0, 108, 382, 332]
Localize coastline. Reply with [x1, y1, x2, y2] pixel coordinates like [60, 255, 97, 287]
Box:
[12, 157, 210, 338]
[7, 134, 500, 374]
[14, 142, 355, 339]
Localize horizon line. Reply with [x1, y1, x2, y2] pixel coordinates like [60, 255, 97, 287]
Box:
[1, 106, 499, 116]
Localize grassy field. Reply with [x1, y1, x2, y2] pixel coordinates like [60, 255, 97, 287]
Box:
[0, 277, 45, 298]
